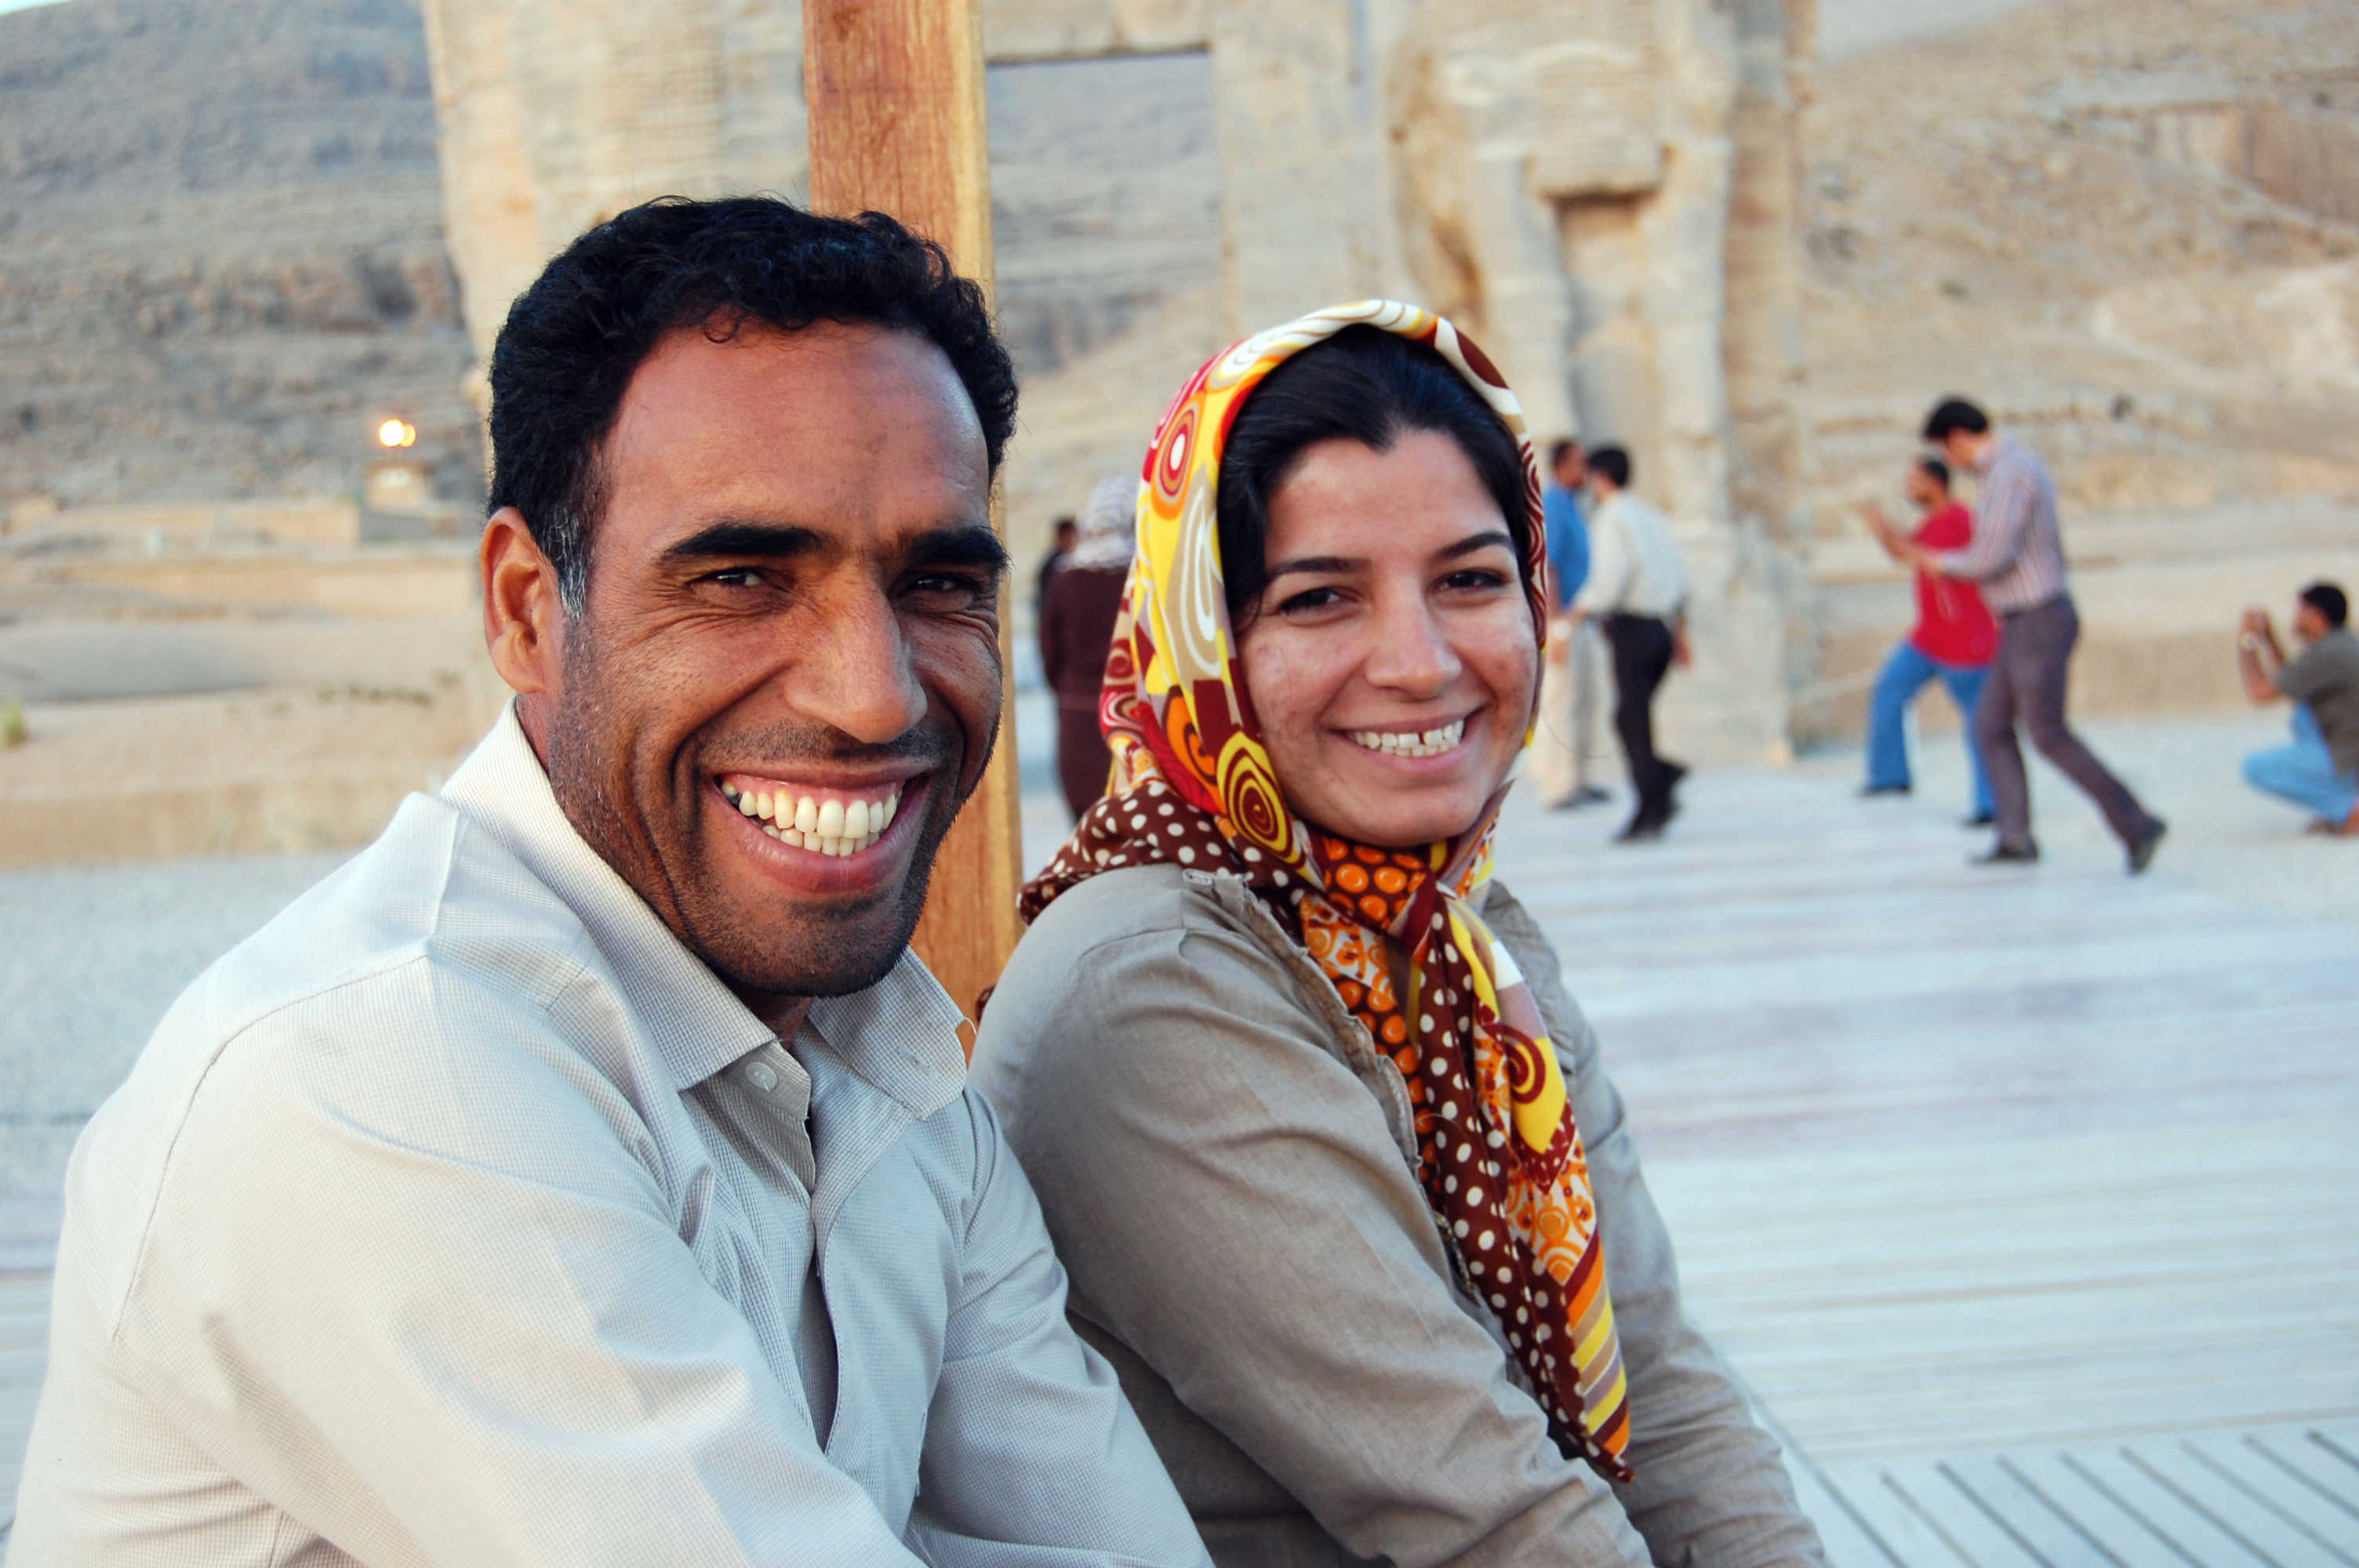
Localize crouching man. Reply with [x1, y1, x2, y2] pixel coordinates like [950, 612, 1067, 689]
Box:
[9, 197, 1210, 1567]
[2238, 581, 2359, 837]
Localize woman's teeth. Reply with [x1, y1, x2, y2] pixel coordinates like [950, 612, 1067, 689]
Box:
[1348, 720, 1466, 758]
[718, 781, 902, 856]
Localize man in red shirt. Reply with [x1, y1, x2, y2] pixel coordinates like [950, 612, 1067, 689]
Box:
[1861, 456, 1999, 823]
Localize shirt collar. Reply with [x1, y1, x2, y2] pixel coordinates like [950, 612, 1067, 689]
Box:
[439, 705, 967, 1115]
[1975, 435, 2012, 474]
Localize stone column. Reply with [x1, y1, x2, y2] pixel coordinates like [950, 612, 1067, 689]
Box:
[1206, 0, 1399, 335]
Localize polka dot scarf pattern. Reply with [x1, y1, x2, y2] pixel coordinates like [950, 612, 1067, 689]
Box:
[1020, 300, 1634, 1481]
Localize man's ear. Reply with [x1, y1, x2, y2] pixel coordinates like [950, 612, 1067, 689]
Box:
[482, 507, 567, 701]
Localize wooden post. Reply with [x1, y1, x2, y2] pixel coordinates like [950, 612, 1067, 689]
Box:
[803, 0, 1020, 1026]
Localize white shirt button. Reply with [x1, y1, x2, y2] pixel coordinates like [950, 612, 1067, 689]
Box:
[745, 1060, 780, 1094]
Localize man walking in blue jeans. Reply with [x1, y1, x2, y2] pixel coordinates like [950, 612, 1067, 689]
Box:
[1859, 456, 1997, 825]
[1881, 397, 2168, 873]
[2237, 582, 2359, 837]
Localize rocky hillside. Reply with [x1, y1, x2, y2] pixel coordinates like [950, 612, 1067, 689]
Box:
[0, 0, 480, 510]
[1798, 0, 2359, 527]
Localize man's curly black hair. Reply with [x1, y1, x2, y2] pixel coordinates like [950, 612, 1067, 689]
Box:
[486, 195, 1019, 610]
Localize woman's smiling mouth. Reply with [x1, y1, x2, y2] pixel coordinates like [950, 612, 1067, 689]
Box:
[1343, 717, 1468, 759]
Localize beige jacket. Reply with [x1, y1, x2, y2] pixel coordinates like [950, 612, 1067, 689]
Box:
[971, 863, 1824, 1568]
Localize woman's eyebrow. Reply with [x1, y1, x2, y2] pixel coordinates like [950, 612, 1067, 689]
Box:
[1436, 529, 1517, 562]
[1265, 554, 1364, 582]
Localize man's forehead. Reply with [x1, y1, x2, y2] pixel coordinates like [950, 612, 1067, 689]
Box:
[602, 319, 990, 531]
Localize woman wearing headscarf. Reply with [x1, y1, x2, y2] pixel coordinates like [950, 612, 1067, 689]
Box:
[1040, 474, 1139, 818]
[970, 304, 1823, 1566]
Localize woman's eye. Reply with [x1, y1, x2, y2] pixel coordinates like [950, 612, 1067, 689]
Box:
[1274, 586, 1346, 616]
[1440, 568, 1511, 593]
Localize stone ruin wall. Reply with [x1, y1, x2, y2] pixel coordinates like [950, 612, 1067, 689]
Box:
[420, 0, 1817, 762]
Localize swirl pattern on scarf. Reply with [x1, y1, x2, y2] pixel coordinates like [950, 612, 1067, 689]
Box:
[1020, 300, 1633, 1481]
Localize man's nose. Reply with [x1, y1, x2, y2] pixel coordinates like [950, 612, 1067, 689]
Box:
[786, 583, 926, 745]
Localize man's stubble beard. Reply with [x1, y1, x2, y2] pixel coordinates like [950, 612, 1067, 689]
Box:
[539, 631, 990, 1002]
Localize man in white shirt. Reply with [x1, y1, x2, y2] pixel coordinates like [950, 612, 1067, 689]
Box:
[8, 197, 1210, 1566]
[1568, 445, 1691, 841]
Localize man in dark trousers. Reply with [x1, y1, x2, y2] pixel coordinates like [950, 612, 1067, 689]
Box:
[1568, 445, 1690, 842]
[1877, 397, 2167, 872]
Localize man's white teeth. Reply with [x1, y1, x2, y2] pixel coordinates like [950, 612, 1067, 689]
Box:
[716, 782, 902, 855]
[1349, 720, 1466, 758]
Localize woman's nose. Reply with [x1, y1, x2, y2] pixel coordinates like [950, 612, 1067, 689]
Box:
[1361, 593, 1461, 699]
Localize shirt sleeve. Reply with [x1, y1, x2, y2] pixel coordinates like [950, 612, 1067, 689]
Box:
[1938, 466, 2030, 583]
[1481, 884, 1827, 1568]
[1573, 504, 1632, 618]
[979, 906, 1657, 1568]
[118, 960, 936, 1567]
[907, 1091, 1214, 1566]
[2272, 644, 2334, 703]
[1544, 491, 1590, 612]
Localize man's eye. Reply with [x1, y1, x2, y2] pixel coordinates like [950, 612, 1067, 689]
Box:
[907, 572, 994, 604]
[705, 567, 765, 588]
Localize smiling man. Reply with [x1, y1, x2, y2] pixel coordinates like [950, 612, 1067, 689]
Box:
[9, 198, 1209, 1566]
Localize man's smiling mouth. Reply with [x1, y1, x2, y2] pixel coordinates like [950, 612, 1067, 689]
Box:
[1345, 718, 1467, 759]
[718, 775, 903, 856]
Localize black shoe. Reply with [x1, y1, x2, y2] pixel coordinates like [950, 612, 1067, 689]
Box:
[1613, 818, 1664, 843]
[1859, 783, 1912, 798]
[2126, 818, 2168, 876]
[1970, 840, 2039, 866]
[1960, 811, 1995, 828]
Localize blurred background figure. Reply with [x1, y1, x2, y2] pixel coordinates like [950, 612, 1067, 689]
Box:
[1033, 514, 1078, 626]
[1533, 438, 1611, 811]
[1899, 397, 2167, 873]
[1568, 445, 1690, 842]
[1040, 477, 1135, 819]
[1859, 456, 1997, 824]
[2238, 581, 2359, 837]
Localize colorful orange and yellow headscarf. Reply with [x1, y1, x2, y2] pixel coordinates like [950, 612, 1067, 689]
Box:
[1021, 300, 1634, 1480]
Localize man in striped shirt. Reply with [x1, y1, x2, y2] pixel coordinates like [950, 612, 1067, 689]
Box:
[1877, 398, 2167, 872]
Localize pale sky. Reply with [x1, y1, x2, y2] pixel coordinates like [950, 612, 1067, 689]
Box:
[0, 0, 77, 14]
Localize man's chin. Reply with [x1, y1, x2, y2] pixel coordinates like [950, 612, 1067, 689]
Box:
[695, 892, 929, 1004]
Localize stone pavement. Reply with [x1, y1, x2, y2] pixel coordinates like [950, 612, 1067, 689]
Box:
[5, 709, 2357, 1548]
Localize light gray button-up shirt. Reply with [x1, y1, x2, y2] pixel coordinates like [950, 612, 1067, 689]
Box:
[8, 708, 1209, 1568]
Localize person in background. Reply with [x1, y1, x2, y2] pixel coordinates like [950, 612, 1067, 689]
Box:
[2237, 581, 2359, 837]
[1881, 397, 2168, 873]
[1569, 445, 1691, 842]
[8, 196, 1209, 1568]
[1034, 514, 1078, 623]
[1859, 456, 1998, 824]
[1533, 437, 1612, 810]
[973, 305, 1825, 1568]
[1041, 474, 1136, 818]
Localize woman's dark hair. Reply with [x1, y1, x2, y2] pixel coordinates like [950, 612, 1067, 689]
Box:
[1216, 325, 1531, 625]
[488, 195, 1017, 611]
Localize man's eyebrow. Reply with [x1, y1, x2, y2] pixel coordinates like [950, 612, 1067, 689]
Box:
[904, 523, 1012, 573]
[660, 521, 827, 565]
